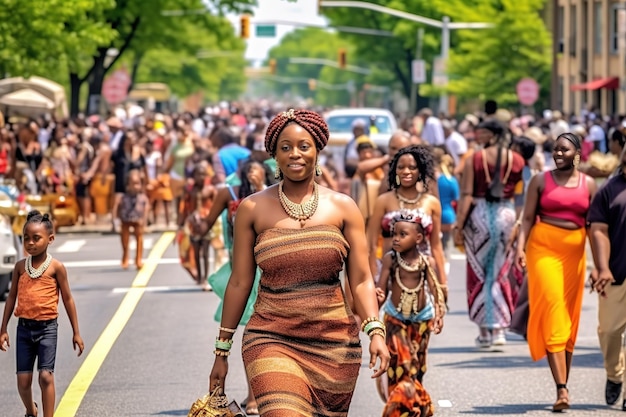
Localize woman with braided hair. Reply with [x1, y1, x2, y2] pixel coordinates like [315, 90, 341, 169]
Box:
[208, 109, 389, 416]
[367, 145, 448, 295]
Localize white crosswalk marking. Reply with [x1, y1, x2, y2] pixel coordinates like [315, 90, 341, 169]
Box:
[55, 239, 87, 253]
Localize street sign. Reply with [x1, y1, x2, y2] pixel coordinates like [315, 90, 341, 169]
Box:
[256, 24, 276, 37]
[516, 77, 539, 106]
[102, 68, 131, 105]
[432, 57, 448, 86]
[412, 59, 426, 84]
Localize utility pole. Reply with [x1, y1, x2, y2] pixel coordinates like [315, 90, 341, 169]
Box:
[409, 28, 424, 116]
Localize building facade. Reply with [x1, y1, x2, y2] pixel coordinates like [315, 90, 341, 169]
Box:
[553, 0, 626, 116]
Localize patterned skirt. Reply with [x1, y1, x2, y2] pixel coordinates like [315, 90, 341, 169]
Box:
[379, 314, 434, 417]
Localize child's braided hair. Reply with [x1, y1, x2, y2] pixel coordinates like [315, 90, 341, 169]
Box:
[24, 210, 54, 234]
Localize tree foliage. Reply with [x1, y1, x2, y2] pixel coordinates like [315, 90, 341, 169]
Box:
[0, 0, 255, 115]
[432, 0, 552, 108]
[320, 0, 552, 111]
[265, 28, 358, 106]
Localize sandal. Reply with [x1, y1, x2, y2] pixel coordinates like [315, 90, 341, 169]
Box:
[552, 384, 570, 412]
[245, 403, 259, 415]
[25, 401, 37, 417]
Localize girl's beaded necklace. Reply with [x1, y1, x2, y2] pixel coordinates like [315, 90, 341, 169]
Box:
[26, 254, 52, 279]
[394, 251, 426, 318]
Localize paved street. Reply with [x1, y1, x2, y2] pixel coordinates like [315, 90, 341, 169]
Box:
[0, 232, 621, 416]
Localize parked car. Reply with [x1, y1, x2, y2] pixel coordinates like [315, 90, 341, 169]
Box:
[324, 108, 398, 177]
[0, 185, 23, 301]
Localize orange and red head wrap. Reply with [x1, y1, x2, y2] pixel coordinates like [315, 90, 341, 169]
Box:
[264, 109, 329, 156]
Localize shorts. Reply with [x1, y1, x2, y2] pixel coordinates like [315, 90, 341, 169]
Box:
[16, 318, 58, 374]
[76, 180, 91, 198]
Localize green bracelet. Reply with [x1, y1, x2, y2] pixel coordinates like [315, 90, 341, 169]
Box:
[363, 320, 384, 335]
[215, 338, 233, 351]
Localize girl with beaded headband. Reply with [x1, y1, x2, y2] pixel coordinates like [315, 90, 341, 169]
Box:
[0, 210, 84, 417]
[208, 108, 389, 417]
[374, 209, 445, 417]
[367, 145, 448, 295]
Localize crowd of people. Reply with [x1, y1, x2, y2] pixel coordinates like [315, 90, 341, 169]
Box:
[0, 99, 625, 416]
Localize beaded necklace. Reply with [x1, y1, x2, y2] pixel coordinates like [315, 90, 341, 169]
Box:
[278, 181, 319, 227]
[26, 254, 52, 279]
[395, 189, 422, 209]
[394, 251, 426, 318]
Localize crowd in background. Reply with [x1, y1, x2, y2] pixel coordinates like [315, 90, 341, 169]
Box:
[1, 99, 625, 414]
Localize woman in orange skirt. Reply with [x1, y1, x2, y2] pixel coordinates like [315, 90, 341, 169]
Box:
[516, 133, 597, 411]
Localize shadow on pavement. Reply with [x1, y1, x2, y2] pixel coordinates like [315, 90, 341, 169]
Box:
[459, 402, 609, 414]
[434, 350, 603, 370]
[152, 410, 189, 416]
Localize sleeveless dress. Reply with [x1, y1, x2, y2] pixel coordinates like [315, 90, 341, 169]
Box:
[242, 225, 362, 416]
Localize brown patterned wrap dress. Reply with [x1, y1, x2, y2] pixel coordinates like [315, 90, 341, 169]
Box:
[242, 225, 362, 416]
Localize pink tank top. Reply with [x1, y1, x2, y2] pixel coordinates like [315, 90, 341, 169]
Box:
[539, 172, 589, 228]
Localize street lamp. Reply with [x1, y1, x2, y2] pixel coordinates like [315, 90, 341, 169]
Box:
[320, 0, 494, 115]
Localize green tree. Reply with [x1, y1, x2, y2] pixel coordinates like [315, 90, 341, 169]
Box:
[66, 0, 255, 115]
[432, 0, 552, 109]
[0, 0, 116, 79]
[322, 0, 445, 107]
[131, 18, 247, 102]
[265, 28, 358, 107]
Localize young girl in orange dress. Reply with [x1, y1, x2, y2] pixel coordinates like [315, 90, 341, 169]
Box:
[0, 210, 84, 417]
[376, 210, 446, 417]
[177, 161, 216, 288]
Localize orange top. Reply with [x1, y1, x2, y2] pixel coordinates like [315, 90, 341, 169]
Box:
[14, 270, 59, 320]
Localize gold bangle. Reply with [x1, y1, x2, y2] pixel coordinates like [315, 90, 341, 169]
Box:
[214, 349, 231, 357]
[369, 328, 386, 339]
[219, 326, 237, 334]
[360, 316, 380, 332]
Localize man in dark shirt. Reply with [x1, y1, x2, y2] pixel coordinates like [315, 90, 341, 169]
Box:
[588, 147, 626, 409]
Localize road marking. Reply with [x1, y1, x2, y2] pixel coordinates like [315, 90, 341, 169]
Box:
[55, 232, 175, 417]
[112, 285, 205, 294]
[55, 239, 86, 253]
[450, 254, 466, 260]
[438, 399, 453, 408]
[63, 258, 179, 269]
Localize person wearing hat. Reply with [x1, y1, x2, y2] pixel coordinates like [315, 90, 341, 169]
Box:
[343, 118, 369, 179]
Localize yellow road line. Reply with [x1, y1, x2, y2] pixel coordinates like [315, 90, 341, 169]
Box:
[55, 232, 175, 417]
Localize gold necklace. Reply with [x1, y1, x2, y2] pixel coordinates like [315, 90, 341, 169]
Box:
[278, 181, 319, 227]
[394, 262, 425, 318]
[395, 189, 422, 209]
[396, 251, 423, 272]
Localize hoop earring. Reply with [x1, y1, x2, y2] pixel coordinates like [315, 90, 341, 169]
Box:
[395, 175, 400, 186]
[315, 164, 322, 176]
[274, 166, 281, 180]
[574, 154, 580, 168]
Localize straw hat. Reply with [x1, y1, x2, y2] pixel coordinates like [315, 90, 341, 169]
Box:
[523, 126, 548, 145]
[106, 116, 123, 129]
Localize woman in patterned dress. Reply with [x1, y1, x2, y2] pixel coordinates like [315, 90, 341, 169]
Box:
[208, 109, 390, 416]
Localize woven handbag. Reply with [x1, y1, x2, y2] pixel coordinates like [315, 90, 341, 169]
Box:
[188, 388, 246, 417]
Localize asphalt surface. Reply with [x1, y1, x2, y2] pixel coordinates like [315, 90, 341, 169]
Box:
[0, 232, 621, 416]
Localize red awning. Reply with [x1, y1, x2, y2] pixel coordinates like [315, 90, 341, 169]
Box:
[570, 77, 620, 91]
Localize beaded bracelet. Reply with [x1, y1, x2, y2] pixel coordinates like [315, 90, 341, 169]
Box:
[363, 320, 385, 335]
[214, 350, 231, 357]
[215, 338, 233, 351]
[369, 328, 386, 340]
[219, 326, 237, 334]
[360, 316, 380, 332]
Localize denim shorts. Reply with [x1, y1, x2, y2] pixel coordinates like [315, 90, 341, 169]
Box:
[16, 318, 58, 374]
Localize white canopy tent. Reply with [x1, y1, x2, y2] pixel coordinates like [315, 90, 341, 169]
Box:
[0, 76, 68, 118]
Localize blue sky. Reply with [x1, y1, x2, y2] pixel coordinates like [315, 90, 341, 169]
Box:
[229, 0, 327, 64]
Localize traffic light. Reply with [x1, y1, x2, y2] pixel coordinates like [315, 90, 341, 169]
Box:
[269, 58, 276, 74]
[240, 15, 250, 39]
[308, 79, 317, 91]
[338, 48, 347, 69]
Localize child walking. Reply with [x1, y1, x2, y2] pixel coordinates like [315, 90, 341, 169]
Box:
[118, 169, 150, 269]
[375, 210, 446, 417]
[0, 210, 84, 417]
